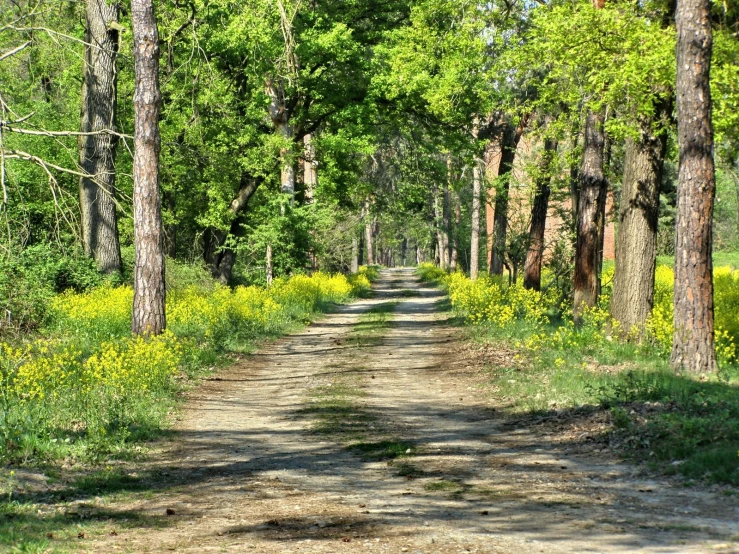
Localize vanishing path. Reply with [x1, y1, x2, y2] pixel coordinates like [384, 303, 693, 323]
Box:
[92, 269, 738, 553]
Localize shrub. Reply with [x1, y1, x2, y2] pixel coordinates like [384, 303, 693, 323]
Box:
[647, 265, 739, 367]
[0, 268, 368, 463]
[416, 262, 447, 283]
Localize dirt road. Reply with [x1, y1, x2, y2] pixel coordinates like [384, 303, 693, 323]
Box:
[90, 269, 738, 553]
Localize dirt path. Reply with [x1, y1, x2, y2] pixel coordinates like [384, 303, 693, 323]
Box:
[90, 269, 738, 553]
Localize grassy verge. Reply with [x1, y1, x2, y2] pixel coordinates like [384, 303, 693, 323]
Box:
[0, 465, 170, 553]
[428, 264, 739, 487]
[469, 318, 739, 486]
[0, 266, 383, 552]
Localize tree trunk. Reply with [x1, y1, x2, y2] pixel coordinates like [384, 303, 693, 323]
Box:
[573, 111, 608, 322]
[365, 215, 375, 265]
[470, 160, 482, 280]
[207, 176, 261, 284]
[450, 189, 461, 270]
[351, 235, 359, 273]
[442, 181, 451, 268]
[79, 0, 122, 274]
[400, 237, 407, 267]
[671, 0, 718, 373]
[265, 244, 273, 286]
[611, 110, 668, 336]
[358, 229, 365, 266]
[569, 134, 580, 229]
[596, 131, 612, 279]
[303, 133, 317, 203]
[267, 78, 295, 202]
[490, 121, 525, 275]
[131, 0, 165, 336]
[434, 185, 448, 269]
[524, 137, 558, 291]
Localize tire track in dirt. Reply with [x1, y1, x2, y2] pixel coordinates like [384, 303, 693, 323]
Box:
[89, 269, 738, 553]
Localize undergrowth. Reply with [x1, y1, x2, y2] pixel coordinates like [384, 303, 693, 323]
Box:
[422, 262, 739, 486]
[0, 265, 380, 466]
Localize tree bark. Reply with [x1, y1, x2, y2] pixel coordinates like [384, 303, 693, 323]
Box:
[303, 133, 317, 203]
[79, 0, 122, 274]
[351, 235, 359, 273]
[573, 111, 608, 322]
[671, 0, 718, 373]
[490, 121, 525, 275]
[450, 189, 461, 270]
[611, 110, 668, 336]
[267, 78, 295, 203]
[131, 0, 165, 336]
[434, 185, 448, 269]
[364, 204, 375, 265]
[207, 175, 261, 284]
[358, 228, 365, 266]
[524, 137, 558, 291]
[470, 160, 482, 280]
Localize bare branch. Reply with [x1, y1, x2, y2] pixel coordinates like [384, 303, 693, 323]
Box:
[0, 40, 31, 63]
[1, 124, 133, 140]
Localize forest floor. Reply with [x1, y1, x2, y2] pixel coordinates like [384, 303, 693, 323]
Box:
[11, 269, 739, 553]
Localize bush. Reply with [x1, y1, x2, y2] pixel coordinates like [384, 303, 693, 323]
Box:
[0, 245, 104, 333]
[0, 269, 369, 463]
[416, 262, 446, 283]
[647, 265, 739, 367]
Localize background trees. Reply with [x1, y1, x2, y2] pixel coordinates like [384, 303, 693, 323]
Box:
[1, 0, 738, 371]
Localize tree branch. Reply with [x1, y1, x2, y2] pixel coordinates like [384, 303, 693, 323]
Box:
[0, 41, 31, 63]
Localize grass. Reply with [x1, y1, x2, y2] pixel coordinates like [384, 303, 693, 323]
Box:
[346, 301, 398, 347]
[657, 250, 739, 269]
[0, 466, 170, 553]
[471, 321, 739, 486]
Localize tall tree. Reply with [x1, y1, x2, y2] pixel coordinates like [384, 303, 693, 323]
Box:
[470, 158, 482, 280]
[573, 111, 607, 321]
[573, 0, 609, 321]
[131, 0, 165, 336]
[611, 105, 669, 335]
[523, 135, 557, 291]
[78, 0, 122, 274]
[489, 120, 525, 275]
[670, 0, 718, 372]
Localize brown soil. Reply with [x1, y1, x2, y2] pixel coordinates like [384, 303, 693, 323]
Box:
[80, 269, 738, 553]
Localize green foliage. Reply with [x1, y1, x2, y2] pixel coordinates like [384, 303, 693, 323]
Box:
[0, 268, 369, 465]
[447, 266, 739, 485]
[416, 262, 447, 284]
[0, 246, 104, 333]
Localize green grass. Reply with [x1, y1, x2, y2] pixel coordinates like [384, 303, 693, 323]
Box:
[346, 440, 415, 461]
[0, 466, 169, 553]
[472, 322, 739, 485]
[346, 301, 398, 347]
[657, 250, 739, 269]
